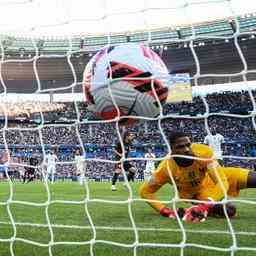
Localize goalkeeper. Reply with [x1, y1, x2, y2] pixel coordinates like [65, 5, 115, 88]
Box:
[140, 131, 256, 223]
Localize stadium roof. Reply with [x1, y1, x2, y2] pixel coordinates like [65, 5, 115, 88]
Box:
[1, 13, 256, 55]
[0, 0, 256, 37]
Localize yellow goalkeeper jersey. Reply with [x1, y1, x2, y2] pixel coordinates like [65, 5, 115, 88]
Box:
[140, 143, 249, 213]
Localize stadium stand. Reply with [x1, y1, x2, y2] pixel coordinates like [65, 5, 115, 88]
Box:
[0, 90, 255, 181]
[0, 14, 256, 181]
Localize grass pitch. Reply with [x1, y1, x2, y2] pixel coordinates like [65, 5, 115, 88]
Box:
[0, 181, 256, 256]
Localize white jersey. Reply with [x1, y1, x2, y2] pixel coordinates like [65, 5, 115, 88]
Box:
[75, 154, 86, 174]
[204, 133, 225, 159]
[144, 152, 156, 181]
[45, 153, 58, 166]
[144, 152, 156, 173]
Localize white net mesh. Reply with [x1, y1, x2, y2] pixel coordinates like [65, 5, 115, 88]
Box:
[0, 0, 256, 256]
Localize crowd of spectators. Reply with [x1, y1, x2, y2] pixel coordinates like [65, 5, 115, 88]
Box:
[163, 90, 255, 116]
[0, 101, 65, 118]
[0, 90, 256, 181]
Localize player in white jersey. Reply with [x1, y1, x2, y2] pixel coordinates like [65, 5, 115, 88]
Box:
[75, 149, 86, 185]
[45, 151, 58, 184]
[204, 130, 225, 164]
[0, 150, 9, 180]
[144, 148, 156, 181]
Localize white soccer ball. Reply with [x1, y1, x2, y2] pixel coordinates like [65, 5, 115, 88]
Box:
[83, 43, 170, 124]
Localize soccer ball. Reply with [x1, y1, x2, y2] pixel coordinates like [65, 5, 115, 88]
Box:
[83, 43, 170, 124]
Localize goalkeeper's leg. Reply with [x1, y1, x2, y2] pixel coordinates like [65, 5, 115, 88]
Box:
[223, 167, 256, 193]
[191, 168, 255, 221]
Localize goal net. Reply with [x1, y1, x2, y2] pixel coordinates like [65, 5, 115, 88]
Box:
[0, 0, 256, 256]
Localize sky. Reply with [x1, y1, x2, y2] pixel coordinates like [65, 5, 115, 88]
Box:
[0, 0, 255, 37]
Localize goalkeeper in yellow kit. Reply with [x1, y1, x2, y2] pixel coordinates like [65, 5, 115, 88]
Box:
[140, 131, 256, 223]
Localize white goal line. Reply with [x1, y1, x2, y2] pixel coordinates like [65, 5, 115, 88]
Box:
[0, 221, 255, 236]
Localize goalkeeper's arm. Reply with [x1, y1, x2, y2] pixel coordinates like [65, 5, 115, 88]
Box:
[139, 159, 184, 218]
[140, 178, 185, 218]
[140, 177, 166, 212]
[182, 161, 231, 223]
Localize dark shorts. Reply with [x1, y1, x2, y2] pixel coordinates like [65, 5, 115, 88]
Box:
[123, 162, 133, 172]
[115, 162, 134, 172]
[25, 168, 35, 175]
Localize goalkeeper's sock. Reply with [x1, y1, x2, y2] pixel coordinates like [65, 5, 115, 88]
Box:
[112, 173, 119, 185]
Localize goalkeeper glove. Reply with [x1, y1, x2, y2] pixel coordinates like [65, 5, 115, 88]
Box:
[160, 207, 185, 219]
[182, 203, 213, 223]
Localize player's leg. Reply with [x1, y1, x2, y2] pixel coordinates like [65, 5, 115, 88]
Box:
[143, 164, 148, 181]
[19, 170, 23, 182]
[76, 172, 81, 184]
[138, 169, 144, 181]
[79, 166, 86, 185]
[143, 171, 148, 181]
[125, 162, 136, 182]
[27, 169, 35, 183]
[8, 169, 14, 182]
[143, 167, 151, 181]
[46, 166, 51, 182]
[23, 171, 28, 183]
[44, 171, 48, 182]
[127, 167, 137, 182]
[22, 171, 26, 183]
[144, 165, 154, 181]
[111, 164, 121, 191]
[48, 165, 54, 184]
[27, 171, 32, 183]
[27, 175, 32, 183]
[51, 166, 55, 184]
[223, 167, 250, 193]
[196, 167, 251, 218]
[79, 168, 85, 185]
[80, 173, 85, 185]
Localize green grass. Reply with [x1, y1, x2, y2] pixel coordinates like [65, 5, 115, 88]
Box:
[0, 181, 256, 256]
